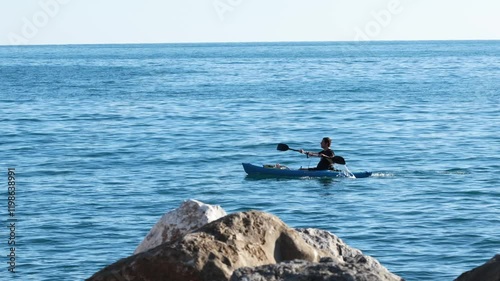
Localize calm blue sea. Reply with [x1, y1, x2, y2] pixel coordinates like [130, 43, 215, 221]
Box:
[1, 41, 499, 281]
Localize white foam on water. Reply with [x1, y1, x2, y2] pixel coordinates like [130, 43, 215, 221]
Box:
[335, 164, 356, 178]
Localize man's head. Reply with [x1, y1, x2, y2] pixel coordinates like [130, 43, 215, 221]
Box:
[321, 137, 331, 148]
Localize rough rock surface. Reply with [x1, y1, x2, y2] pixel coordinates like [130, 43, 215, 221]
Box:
[133, 199, 226, 254]
[231, 257, 401, 281]
[296, 228, 362, 263]
[88, 211, 321, 281]
[230, 229, 404, 281]
[454, 254, 500, 281]
[296, 228, 403, 281]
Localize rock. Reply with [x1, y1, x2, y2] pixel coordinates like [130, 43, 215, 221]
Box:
[231, 258, 392, 281]
[295, 228, 362, 264]
[454, 254, 500, 281]
[295, 228, 403, 281]
[133, 199, 227, 254]
[87, 211, 321, 281]
[230, 229, 404, 281]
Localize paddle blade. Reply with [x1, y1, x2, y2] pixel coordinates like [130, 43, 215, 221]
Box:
[277, 143, 290, 151]
[332, 156, 346, 165]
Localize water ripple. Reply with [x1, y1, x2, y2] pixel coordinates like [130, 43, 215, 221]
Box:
[1, 41, 499, 281]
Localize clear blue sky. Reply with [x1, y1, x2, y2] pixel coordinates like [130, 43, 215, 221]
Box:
[1, 0, 499, 45]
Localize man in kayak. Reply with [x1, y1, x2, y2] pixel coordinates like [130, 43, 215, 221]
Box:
[299, 137, 335, 170]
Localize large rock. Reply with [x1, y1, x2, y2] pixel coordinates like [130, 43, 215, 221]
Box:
[296, 228, 403, 281]
[296, 228, 363, 264]
[454, 254, 500, 281]
[230, 228, 404, 281]
[88, 211, 321, 281]
[133, 199, 227, 254]
[231, 257, 400, 281]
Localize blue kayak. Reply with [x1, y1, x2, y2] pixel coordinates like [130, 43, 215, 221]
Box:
[242, 163, 372, 178]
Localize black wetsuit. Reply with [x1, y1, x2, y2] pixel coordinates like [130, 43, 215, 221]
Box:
[310, 149, 335, 170]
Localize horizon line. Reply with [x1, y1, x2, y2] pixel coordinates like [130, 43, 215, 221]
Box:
[1, 38, 500, 48]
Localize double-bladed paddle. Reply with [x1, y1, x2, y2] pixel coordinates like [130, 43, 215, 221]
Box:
[276, 143, 346, 165]
[276, 143, 301, 152]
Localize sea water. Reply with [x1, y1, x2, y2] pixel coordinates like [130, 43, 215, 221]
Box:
[0, 41, 499, 280]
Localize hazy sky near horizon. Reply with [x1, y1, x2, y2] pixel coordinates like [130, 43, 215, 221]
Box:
[1, 0, 499, 45]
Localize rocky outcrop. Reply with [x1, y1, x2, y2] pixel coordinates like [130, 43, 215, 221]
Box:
[454, 255, 500, 281]
[133, 199, 227, 254]
[88, 199, 500, 281]
[296, 228, 403, 281]
[296, 228, 365, 263]
[88, 211, 322, 281]
[230, 228, 403, 281]
[231, 257, 400, 281]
